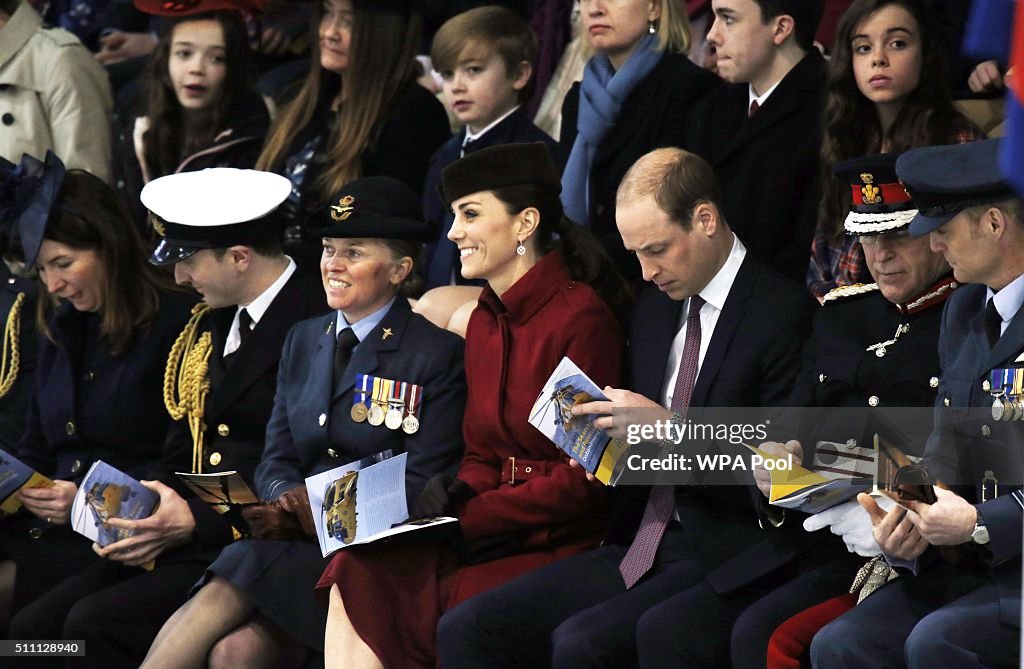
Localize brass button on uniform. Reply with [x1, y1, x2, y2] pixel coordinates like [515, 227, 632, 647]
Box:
[981, 424, 991, 437]
[209, 452, 223, 466]
[28, 527, 42, 539]
[929, 377, 939, 388]
[327, 448, 338, 458]
[943, 397, 951, 407]
[983, 380, 992, 392]
[818, 374, 827, 383]
[83, 371, 95, 382]
[217, 424, 230, 437]
[70, 459, 81, 474]
[868, 395, 879, 407]
[318, 413, 327, 427]
[65, 421, 75, 436]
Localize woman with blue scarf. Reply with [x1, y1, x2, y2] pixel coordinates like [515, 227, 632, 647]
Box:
[560, 0, 720, 280]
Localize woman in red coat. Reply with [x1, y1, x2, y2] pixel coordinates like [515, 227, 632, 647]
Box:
[316, 143, 630, 667]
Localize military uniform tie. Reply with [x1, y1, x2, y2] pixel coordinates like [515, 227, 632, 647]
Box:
[985, 298, 1002, 349]
[334, 327, 359, 387]
[619, 295, 705, 589]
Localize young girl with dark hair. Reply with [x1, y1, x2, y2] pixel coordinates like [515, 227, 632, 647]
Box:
[807, 0, 980, 300]
[255, 0, 450, 268]
[112, 9, 270, 235]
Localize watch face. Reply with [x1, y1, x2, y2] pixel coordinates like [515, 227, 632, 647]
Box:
[972, 524, 991, 545]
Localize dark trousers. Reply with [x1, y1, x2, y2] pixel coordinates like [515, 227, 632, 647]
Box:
[8, 555, 209, 669]
[438, 532, 708, 669]
[635, 548, 860, 668]
[811, 564, 1019, 668]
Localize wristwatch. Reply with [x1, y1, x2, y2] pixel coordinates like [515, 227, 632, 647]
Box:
[970, 507, 990, 545]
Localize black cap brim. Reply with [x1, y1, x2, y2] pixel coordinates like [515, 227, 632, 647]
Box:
[148, 238, 207, 266]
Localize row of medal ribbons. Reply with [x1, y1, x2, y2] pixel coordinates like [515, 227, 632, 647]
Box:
[352, 373, 422, 435]
[989, 367, 1024, 421]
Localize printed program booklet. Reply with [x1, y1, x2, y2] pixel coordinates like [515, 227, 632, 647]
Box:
[747, 443, 873, 514]
[70, 461, 159, 547]
[305, 451, 457, 558]
[176, 470, 259, 531]
[0, 448, 53, 515]
[529, 356, 628, 485]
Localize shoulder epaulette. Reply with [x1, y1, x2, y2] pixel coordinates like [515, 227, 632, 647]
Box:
[823, 283, 879, 303]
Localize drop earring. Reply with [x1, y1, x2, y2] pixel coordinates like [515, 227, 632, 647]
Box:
[516, 241, 526, 256]
[648, 20, 656, 34]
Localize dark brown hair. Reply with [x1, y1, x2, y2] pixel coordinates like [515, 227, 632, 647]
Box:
[37, 171, 178, 354]
[752, 0, 825, 50]
[490, 184, 631, 321]
[256, 0, 422, 198]
[143, 11, 253, 179]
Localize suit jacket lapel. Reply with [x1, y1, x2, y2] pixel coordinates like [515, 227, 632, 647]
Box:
[987, 304, 1024, 370]
[713, 51, 823, 167]
[691, 257, 755, 406]
[633, 290, 683, 401]
[206, 272, 311, 417]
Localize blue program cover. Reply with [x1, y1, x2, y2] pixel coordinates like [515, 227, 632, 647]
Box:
[0, 448, 51, 515]
[529, 357, 623, 482]
[70, 461, 159, 547]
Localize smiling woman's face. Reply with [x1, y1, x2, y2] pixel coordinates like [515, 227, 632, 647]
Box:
[37, 240, 106, 313]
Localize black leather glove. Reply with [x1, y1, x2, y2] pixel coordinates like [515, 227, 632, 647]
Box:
[241, 502, 306, 540]
[411, 474, 454, 520]
[277, 487, 317, 537]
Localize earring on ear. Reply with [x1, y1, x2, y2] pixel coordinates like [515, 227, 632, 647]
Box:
[648, 20, 656, 34]
[516, 241, 526, 256]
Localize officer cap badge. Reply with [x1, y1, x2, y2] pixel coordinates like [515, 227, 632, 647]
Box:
[331, 195, 355, 222]
[859, 173, 882, 205]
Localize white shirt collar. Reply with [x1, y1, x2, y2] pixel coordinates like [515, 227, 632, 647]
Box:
[697, 233, 746, 311]
[748, 79, 783, 110]
[224, 257, 296, 356]
[987, 272, 1024, 331]
[463, 105, 520, 145]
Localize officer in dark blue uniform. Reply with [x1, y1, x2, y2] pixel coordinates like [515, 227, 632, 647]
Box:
[141, 176, 467, 668]
[812, 138, 1022, 668]
[7, 169, 331, 668]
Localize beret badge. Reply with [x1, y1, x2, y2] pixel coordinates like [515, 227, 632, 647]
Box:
[331, 195, 355, 222]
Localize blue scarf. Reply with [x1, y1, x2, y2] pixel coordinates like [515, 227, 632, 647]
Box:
[561, 34, 662, 228]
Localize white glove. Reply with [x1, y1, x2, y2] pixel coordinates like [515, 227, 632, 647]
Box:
[803, 497, 896, 557]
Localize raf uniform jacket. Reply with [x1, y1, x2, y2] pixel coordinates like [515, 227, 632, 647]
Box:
[0, 1, 112, 181]
[421, 107, 560, 290]
[0, 267, 37, 453]
[157, 270, 329, 548]
[256, 298, 466, 508]
[610, 254, 815, 593]
[560, 53, 721, 280]
[923, 282, 1024, 627]
[687, 50, 826, 284]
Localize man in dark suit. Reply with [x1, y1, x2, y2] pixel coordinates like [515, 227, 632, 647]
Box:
[812, 139, 1022, 667]
[7, 169, 330, 668]
[689, 0, 825, 283]
[436, 147, 813, 668]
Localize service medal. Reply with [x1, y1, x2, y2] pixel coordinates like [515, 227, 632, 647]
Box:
[992, 396, 1005, 421]
[368, 403, 386, 426]
[385, 381, 406, 430]
[351, 403, 369, 422]
[351, 374, 371, 423]
[402, 414, 420, 434]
